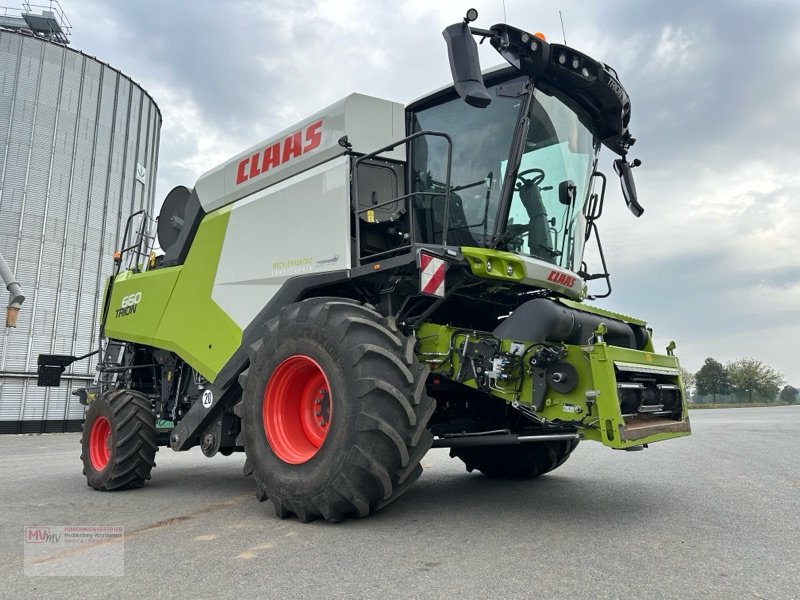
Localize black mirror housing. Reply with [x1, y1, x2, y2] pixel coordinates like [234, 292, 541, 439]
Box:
[613, 158, 644, 217]
[558, 179, 576, 206]
[442, 23, 492, 108]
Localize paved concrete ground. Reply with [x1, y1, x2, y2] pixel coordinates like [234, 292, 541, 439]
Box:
[0, 406, 798, 599]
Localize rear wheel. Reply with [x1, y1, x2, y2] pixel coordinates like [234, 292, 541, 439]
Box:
[450, 439, 578, 479]
[240, 298, 434, 522]
[81, 390, 158, 490]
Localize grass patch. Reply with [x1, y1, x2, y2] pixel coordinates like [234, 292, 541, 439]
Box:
[688, 402, 794, 409]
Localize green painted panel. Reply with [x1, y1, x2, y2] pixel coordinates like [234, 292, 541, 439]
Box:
[104, 268, 181, 345]
[460, 247, 525, 282]
[153, 209, 242, 381]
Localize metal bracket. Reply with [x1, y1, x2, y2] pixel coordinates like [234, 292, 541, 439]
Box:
[529, 345, 565, 411]
[169, 383, 238, 451]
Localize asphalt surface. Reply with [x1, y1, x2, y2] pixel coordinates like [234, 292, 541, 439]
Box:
[0, 406, 798, 599]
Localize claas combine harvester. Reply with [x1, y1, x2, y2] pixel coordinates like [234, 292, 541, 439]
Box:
[39, 10, 690, 522]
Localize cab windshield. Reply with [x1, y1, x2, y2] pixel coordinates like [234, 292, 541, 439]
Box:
[410, 78, 599, 272]
[503, 91, 599, 270]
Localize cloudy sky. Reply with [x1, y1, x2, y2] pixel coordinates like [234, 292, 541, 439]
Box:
[66, 0, 800, 385]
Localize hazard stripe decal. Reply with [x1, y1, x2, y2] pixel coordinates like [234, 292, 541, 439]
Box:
[420, 253, 445, 297]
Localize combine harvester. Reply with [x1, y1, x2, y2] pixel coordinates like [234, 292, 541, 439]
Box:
[40, 10, 690, 522]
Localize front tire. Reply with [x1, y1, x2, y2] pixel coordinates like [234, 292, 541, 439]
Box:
[450, 439, 578, 479]
[81, 390, 158, 490]
[240, 298, 434, 522]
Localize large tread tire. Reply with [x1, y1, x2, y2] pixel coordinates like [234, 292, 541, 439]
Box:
[240, 298, 434, 522]
[81, 389, 158, 491]
[450, 439, 579, 479]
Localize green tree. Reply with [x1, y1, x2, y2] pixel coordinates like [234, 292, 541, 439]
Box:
[695, 358, 730, 403]
[726, 358, 784, 403]
[779, 385, 798, 405]
[679, 366, 696, 400]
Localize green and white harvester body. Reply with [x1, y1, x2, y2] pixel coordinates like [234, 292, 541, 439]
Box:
[39, 12, 690, 521]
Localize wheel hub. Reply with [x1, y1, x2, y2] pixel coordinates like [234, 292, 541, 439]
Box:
[316, 388, 331, 425]
[89, 416, 111, 471]
[263, 355, 333, 464]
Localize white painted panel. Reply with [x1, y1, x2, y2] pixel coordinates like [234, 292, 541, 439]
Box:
[196, 93, 405, 213]
[212, 156, 351, 329]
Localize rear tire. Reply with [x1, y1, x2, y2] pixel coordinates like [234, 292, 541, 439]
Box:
[240, 298, 434, 522]
[450, 439, 578, 479]
[81, 390, 158, 490]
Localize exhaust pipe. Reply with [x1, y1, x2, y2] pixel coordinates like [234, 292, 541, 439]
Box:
[0, 251, 24, 328]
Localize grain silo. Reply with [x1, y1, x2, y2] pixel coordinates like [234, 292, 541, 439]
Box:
[0, 4, 161, 433]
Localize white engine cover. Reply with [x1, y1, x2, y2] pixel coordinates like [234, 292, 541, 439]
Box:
[194, 93, 405, 213]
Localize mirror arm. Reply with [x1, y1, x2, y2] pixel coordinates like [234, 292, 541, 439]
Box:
[469, 26, 495, 38]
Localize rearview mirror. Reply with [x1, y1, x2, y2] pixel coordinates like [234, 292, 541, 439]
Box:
[613, 158, 643, 217]
[558, 180, 576, 206]
[442, 22, 491, 108]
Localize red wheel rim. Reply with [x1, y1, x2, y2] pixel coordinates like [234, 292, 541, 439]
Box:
[89, 416, 111, 471]
[263, 355, 332, 464]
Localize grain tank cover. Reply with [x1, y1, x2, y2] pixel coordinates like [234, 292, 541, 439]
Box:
[194, 93, 405, 213]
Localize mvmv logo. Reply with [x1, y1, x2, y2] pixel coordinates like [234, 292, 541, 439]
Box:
[25, 526, 61, 544]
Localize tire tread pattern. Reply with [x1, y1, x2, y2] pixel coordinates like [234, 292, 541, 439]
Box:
[243, 298, 434, 521]
[81, 390, 158, 491]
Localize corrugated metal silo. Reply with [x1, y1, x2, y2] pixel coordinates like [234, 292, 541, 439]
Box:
[0, 28, 161, 433]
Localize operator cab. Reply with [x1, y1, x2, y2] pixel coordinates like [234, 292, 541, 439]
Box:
[352, 12, 642, 302]
[407, 68, 598, 273]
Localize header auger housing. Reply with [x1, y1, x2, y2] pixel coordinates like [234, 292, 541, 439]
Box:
[39, 9, 689, 522]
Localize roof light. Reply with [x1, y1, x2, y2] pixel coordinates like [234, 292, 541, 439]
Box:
[530, 41, 539, 51]
[534, 32, 546, 41]
[558, 53, 567, 65]
[521, 32, 530, 43]
[572, 57, 580, 69]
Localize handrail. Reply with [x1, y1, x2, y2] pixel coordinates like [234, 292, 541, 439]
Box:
[353, 130, 453, 265]
[116, 210, 156, 274]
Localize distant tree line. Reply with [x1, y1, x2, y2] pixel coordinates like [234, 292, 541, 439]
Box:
[687, 357, 797, 404]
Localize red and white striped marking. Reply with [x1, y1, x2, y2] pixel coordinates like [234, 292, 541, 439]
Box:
[420, 252, 445, 297]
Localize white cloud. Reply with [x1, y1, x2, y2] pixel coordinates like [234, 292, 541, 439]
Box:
[148, 83, 243, 179]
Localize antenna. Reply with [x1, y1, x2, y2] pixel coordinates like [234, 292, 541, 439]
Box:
[559, 10, 567, 45]
[502, 0, 507, 23]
